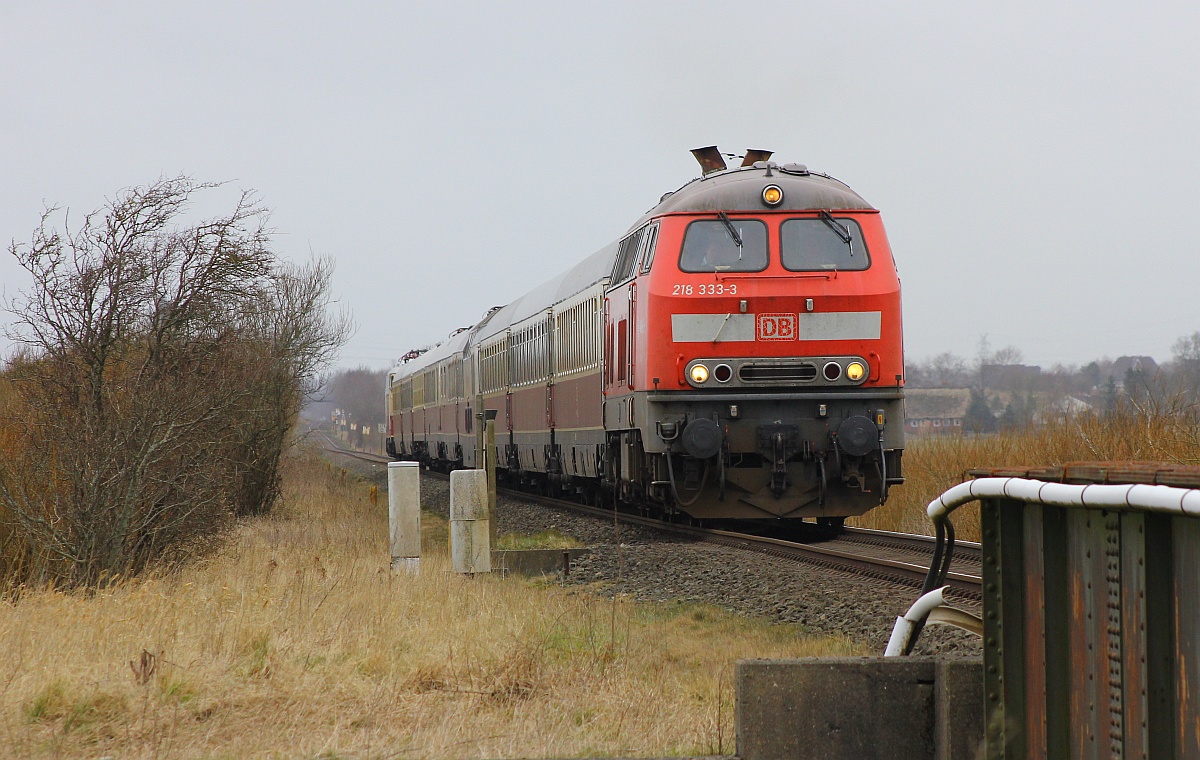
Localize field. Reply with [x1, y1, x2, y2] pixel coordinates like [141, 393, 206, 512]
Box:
[852, 403, 1200, 540]
[0, 452, 862, 759]
[2, 401, 1196, 757]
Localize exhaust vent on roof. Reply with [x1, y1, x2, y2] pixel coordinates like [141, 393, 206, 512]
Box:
[691, 146, 727, 175]
[741, 149, 773, 166]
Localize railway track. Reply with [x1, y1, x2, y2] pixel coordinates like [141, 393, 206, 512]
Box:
[315, 439, 982, 599]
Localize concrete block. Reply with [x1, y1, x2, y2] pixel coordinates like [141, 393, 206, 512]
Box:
[935, 658, 984, 760]
[736, 657, 982, 760]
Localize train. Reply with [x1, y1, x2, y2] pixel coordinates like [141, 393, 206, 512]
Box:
[385, 147, 905, 526]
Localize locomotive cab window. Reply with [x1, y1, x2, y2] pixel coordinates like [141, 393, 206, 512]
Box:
[639, 223, 660, 274]
[781, 216, 870, 272]
[610, 226, 646, 284]
[679, 219, 768, 273]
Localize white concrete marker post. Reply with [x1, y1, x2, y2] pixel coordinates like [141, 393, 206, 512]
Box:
[449, 469, 491, 574]
[388, 461, 421, 573]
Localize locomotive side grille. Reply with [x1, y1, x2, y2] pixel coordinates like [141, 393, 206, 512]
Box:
[738, 363, 818, 382]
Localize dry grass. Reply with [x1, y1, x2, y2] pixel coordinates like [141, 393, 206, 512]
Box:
[0, 451, 863, 759]
[854, 403, 1200, 541]
[495, 529, 584, 551]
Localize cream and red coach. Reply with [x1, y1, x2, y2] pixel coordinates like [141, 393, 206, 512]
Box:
[387, 148, 905, 525]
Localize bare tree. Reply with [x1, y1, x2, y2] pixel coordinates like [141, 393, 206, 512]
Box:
[906, 352, 971, 388]
[227, 257, 352, 516]
[0, 177, 350, 586]
[328, 366, 387, 427]
[991, 345, 1024, 365]
[1170, 331, 1200, 397]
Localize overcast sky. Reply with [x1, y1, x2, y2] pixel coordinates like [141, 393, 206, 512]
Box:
[3, 2, 1197, 371]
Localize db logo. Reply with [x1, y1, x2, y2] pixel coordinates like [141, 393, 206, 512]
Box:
[756, 313, 796, 341]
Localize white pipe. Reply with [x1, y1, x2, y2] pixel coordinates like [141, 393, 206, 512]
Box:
[926, 477, 1200, 521]
[884, 587, 946, 657]
[891, 475, 1200, 656]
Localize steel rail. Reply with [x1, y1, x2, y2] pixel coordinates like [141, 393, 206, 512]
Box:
[841, 526, 983, 565]
[313, 433, 393, 465]
[511, 490, 982, 599]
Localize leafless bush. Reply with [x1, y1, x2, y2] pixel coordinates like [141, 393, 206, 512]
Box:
[0, 177, 350, 586]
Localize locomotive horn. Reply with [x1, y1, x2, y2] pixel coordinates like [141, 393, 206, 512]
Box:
[691, 146, 727, 175]
[741, 149, 773, 166]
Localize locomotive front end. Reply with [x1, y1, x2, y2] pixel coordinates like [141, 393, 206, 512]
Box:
[618, 158, 905, 522]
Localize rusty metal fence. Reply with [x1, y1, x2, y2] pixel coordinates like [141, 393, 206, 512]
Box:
[960, 463, 1200, 760]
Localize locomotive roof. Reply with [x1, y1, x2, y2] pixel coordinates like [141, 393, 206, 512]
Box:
[626, 163, 874, 233]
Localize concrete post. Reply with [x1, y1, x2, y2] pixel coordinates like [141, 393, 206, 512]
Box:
[388, 461, 420, 573]
[450, 469, 491, 574]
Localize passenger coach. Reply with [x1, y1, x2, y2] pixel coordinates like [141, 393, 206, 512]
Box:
[387, 148, 905, 526]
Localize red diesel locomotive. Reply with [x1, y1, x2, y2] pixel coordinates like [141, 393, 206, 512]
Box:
[386, 148, 905, 524]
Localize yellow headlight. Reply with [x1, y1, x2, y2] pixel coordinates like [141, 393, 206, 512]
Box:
[690, 364, 710, 384]
[761, 184, 784, 206]
[846, 362, 866, 382]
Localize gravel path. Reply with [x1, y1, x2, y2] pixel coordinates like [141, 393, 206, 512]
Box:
[410, 472, 981, 657]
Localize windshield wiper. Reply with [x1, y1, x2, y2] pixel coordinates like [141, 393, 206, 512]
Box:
[717, 211, 743, 254]
[820, 210, 853, 256]
[711, 313, 733, 343]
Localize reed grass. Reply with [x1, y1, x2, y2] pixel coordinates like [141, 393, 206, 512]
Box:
[853, 402, 1200, 541]
[0, 451, 863, 758]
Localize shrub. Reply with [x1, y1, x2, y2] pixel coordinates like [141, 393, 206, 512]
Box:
[0, 178, 350, 587]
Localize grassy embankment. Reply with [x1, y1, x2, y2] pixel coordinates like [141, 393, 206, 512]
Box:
[0, 450, 862, 759]
[853, 404, 1200, 541]
[3, 397, 1196, 756]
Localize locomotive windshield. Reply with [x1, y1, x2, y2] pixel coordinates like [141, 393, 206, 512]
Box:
[679, 219, 768, 272]
[781, 217, 870, 271]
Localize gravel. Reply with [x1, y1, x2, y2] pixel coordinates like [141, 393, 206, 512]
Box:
[422, 475, 981, 656]
[342, 456, 981, 656]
